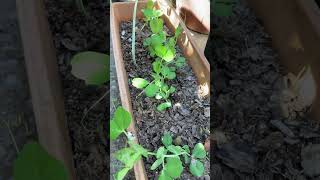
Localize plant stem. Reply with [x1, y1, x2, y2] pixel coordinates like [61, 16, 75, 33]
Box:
[141, 23, 146, 31]
[1, 119, 20, 154]
[136, 80, 155, 99]
[163, 152, 189, 158]
[81, 90, 109, 124]
[132, 0, 139, 66]
[147, 152, 157, 156]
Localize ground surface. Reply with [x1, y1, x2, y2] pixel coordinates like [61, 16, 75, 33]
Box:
[208, 0, 320, 179]
[44, 1, 109, 179]
[116, 20, 210, 179]
[0, 0, 38, 179]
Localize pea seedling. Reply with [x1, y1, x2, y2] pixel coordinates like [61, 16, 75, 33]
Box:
[111, 106, 207, 180]
[131, 0, 186, 111]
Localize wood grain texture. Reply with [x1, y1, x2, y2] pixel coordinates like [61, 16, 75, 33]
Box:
[111, 2, 148, 180]
[15, 0, 76, 179]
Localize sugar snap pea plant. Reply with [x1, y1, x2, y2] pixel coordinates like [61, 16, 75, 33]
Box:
[131, 0, 186, 111]
[111, 106, 207, 180]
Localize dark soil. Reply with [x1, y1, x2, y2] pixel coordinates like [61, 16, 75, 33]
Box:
[44, 0, 109, 179]
[0, 0, 38, 179]
[119, 21, 210, 179]
[316, 0, 320, 8]
[207, 0, 320, 179]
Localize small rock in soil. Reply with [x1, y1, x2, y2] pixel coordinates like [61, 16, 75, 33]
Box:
[216, 141, 256, 173]
[270, 120, 295, 138]
[174, 136, 182, 146]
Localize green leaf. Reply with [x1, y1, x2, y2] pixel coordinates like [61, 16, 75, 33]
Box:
[110, 120, 123, 140]
[161, 66, 176, 80]
[167, 72, 176, 79]
[159, 31, 167, 42]
[156, 146, 167, 158]
[189, 159, 204, 177]
[167, 145, 184, 155]
[145, 83, 159, 97]
[168, 86, 176, 94]
[168, 38, 176, 48]
[114, 107, 131, 130]
[129, 141, 149, 158]
[154, 45, 166, 57]
[150, 34, 165, 47]
[163, 48, 175, 62]
[13, 142, 68, 180]
[153, 10, 163, 17]
[146, 0, 153, 9]
[183, 154, 190, 164]
[151, 159, 163, 170]
[114, 147, 136, 166]
[150, 18, 164, 34]
[155, 80, 164, 88]
[148, 46, 156, 57]
[161, 132, 172, 147]
[115, 167, 131, 180]
[142, 9, 154, 20]
[192, 143, 206, 159]
[157, 102, 172, 111]
[174, 25, 183, 38]
[155, 45, 174, 62]
[152, 60, 162, 74]
[142, 9, 162, 20]
[158, 170, 172, 180]
[182, 145, 190, 153]
[164, 157, 183, 178]
[71, 51, 109, 85]
[132, 78, 149, 89]
[175, 57, 186, 67]
[143, 38, 151, 46]
[213, 0, 234, 16]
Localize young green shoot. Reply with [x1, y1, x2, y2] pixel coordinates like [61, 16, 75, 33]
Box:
[131, 0, 186, 111]
[110, 107, 207, 180]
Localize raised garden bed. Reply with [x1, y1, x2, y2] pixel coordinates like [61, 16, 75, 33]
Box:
[111, 0, 210, 179]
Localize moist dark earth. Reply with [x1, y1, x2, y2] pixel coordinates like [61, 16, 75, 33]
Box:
[316, 0, 320, 8]
[119, 21, 210, 179]
[44, 1, 109, 179]
[207, 0, 320, 180]
[0, 0, 38, 179]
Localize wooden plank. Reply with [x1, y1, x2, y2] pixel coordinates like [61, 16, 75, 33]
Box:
[15, 0, 76, 179]
[111, 2, 149, 180]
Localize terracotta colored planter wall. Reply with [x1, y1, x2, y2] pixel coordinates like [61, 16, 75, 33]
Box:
[246, 0, 320, 120]
[176, 0, 210, 34]
[111, 0, 210, 179]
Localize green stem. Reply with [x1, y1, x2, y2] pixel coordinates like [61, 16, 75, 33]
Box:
[141, 23, 147, 31]
[163, 152, 189, 158]
[132, 0, 139, 66]
[136, 80, 155, 99]
[147, 152, 157, 156]
[123, 130, 129, 138]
